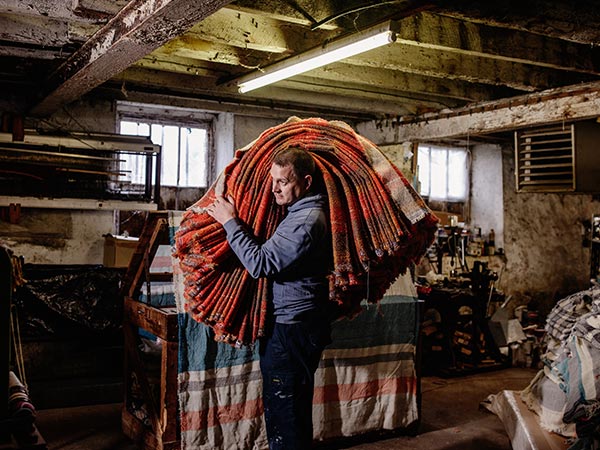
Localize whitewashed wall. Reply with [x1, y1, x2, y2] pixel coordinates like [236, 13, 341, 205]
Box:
[1, 99, 297, 265]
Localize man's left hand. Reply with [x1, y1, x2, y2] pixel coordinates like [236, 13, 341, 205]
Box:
[205, 195, 237, 225]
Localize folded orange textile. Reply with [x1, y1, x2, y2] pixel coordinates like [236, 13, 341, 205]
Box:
[173, 117, 437, 347]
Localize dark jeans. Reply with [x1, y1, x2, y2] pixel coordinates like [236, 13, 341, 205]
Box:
[259, 319, 331, 450]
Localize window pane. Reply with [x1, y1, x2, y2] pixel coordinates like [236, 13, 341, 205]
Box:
[417, 144, 469, 202]
[137, 123, 150, 137]
[448, 149, 468, 201]
[119, 116, 210, 189]
[429, 148, 448, 200]
[180, 128, 207, 187]
[119, 121, 145, 184]
[120, 121, 138, 135]
[161, 125, 180, 186]
[418, 146, 430, 197]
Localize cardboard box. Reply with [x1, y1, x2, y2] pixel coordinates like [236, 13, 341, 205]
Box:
[103, 235, 139, 268]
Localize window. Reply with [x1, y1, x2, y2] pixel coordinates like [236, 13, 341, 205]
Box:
[417, 145, 469, 202]
[119, 118, 210, 188]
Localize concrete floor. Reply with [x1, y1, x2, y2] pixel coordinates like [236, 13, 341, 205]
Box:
[34, 367, 538, 450]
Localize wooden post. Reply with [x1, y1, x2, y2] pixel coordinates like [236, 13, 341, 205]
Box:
[0, 247, 12, 441]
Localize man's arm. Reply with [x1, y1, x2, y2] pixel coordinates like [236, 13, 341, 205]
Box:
[206, 195, 321, 279]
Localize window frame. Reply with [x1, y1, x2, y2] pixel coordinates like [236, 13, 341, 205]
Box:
[116, 102, 215, 189]
[417, 144, 470, 203]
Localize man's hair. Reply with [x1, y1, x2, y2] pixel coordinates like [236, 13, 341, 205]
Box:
[273, 147, 315, 179]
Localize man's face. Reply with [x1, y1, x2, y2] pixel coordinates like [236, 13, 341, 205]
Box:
[270, 163, 311, 206]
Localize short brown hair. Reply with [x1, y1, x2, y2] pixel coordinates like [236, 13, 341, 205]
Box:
[273, 147, 316, 179]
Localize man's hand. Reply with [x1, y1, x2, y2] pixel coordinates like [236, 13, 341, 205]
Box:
[205, 195, 237, 225]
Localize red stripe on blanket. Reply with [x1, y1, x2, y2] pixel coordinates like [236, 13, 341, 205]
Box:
[180, 398, 264, 432]
[314, 376, 417, 404]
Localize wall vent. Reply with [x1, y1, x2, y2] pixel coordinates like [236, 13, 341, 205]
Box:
[514, 124, 575, 193]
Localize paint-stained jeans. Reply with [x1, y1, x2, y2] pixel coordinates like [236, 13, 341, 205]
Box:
[259, 319, 331, 450]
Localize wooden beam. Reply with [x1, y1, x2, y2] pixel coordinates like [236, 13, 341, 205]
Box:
[0, 45, 71, 60]
[0, 0, 120, 21]
[185, 7, 335, 54]
[29, 0, 235, 117]
[344, 43, 595, 92]
[134, 54, 229, 79]
[435, 3, 600, 46]
[156, 37, 267, 68]
[115, 66, 421, 116]
[384, 82, 600, 142]
[278, 76, 461, 110]
[0, 13, 70, 47]
[398, 12, 600, 74]
[108, 67, 394, 118]
[304, 61, 522, 102]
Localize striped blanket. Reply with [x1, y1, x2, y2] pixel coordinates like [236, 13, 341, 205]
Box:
[520, 286, 600, 449]
[177, 271, 420, 450]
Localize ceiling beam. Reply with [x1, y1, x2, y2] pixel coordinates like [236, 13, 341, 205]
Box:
[0, 0, 117, 22]
[114, 66, 419, 116]
[398, 12, 600, 74]
[379, 81, 600, 142]
[185, 7, 335, 54]
[134, 54, 231, 79]
[155, 36, 271, 68]
[344, 43, 595, 92]
[435, 2, 600, 45]
[29, 0, 234, 117]
[100, 80, 381, 122]
[299, 62, 522, 102]
[0, 13, 70, 47]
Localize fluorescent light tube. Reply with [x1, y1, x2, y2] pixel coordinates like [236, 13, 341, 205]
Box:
[237, 21, 397, 93]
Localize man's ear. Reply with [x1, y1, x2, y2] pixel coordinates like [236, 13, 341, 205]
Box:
[304, 174, 313, 190]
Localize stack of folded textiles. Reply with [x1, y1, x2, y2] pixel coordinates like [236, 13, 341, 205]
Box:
[521, 286, 600, 449]
[174, 116, 437, 347]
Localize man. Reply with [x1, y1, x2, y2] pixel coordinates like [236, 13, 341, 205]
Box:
[205, 146, 331, 450]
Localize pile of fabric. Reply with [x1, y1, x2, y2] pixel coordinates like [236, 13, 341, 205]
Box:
[173, 117, 437, 346]
[520, 286, 600, 449]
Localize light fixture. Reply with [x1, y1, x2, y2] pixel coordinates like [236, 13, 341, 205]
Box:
[236, 20, 398, 94]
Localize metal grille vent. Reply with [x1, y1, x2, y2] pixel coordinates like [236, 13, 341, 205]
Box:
[515, 125, 575, 192]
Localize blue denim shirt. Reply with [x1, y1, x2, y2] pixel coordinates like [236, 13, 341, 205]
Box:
[223, 193, 330, 323]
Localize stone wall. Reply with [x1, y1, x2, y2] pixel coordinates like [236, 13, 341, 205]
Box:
[501, 145, 599, 314]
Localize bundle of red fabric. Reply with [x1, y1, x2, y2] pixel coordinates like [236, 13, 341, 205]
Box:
[173, 117, 437, 347]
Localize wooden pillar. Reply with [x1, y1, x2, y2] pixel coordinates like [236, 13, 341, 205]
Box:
[0, 247, 12, 440]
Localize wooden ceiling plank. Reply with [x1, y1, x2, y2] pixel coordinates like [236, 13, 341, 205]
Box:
[134, 55, 229, 78]
[114, 66, 419, 116]
[29, 0, 235, 117]
[0, 0, 121, 22]
[155, 38, 268, 68]
[303, 62, 522, 102]
[342, 44, 594, 92]
[398, 12, 600, 74]
[185, 7, 335, 54]
[0, 45, 71, 60]
[435, 2, 600, 46]
[0, 13, 70, 47]
[224, 0, 338, 29]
